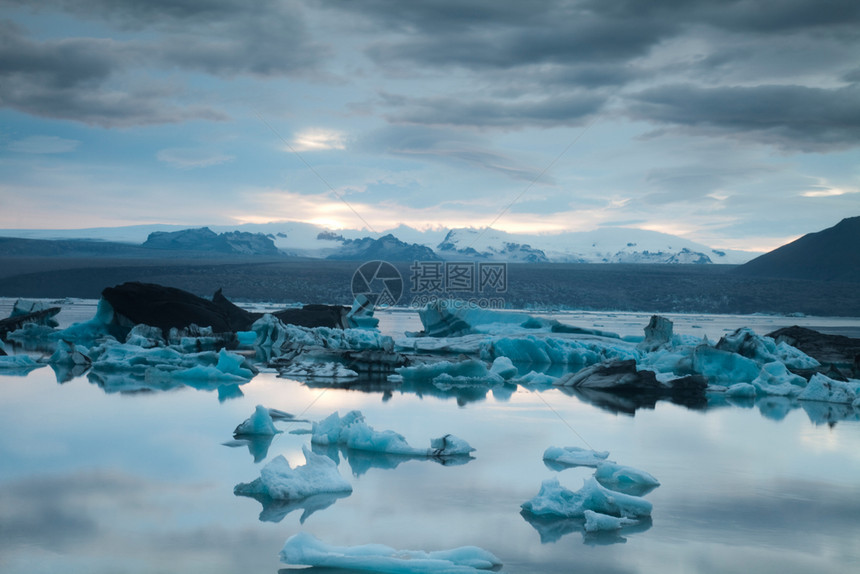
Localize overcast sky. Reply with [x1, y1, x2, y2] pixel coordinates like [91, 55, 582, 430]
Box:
[1, 0, 858, 251]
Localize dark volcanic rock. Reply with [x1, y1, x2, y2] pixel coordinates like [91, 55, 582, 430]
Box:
[102, 282, 257, 334]
[557, 359, 662, 392]
[767, 325, 860, 378]
[735, 216, 860, 282]
[273, 304, 348, 329]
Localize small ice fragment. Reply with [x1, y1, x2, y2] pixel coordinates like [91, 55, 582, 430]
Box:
[234, 405, 282, 436]
[543, 446, 611, 468]
[583, 509, 639, 532]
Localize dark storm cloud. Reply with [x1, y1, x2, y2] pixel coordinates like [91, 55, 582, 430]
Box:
[5, 0, 327, 77]
[627, 84, 860, 151]
[0, 21, 225, 127]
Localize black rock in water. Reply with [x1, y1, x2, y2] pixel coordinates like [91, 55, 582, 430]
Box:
[102, 282, 257, 334]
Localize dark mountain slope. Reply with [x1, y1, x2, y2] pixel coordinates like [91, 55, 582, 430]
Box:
[735, 217, 860, 282]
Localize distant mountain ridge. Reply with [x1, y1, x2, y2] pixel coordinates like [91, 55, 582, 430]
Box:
[736, 216, 860, 282]
[1, 221, 760, 264]
[143, 227, 280, 255]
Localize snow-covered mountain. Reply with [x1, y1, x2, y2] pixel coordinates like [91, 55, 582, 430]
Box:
[0, 222, 760, 264]
[432, 226, 755, 264]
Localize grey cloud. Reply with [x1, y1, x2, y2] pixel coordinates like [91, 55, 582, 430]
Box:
[6, 0, 327, 77]
[626, 84, 860, 151]
[381, 92, 605, 128]
[0, 21, 226, 126]
[641, 163, 777, 205]
[359, 125, 550, 183]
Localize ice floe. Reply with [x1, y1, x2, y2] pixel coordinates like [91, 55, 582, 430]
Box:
[593, 461, 661, 496]
[280, 531, 502, 573]
[543, 446, 611, 468]
[234, 445, 352, 500]
[308, 410, 475, 458]
[521, 476, 653, 519]
[234, 405, 283, 436]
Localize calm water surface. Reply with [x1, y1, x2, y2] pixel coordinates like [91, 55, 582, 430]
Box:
[1, 301, 859, 573]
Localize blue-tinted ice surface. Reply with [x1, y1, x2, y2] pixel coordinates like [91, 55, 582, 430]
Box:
[280, 531, 502, 573]
[234, 445, 352, 500]
[308, 410, 475, 457]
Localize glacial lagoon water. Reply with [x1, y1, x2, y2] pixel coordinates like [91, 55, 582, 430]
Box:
[1, 300, 860, 574]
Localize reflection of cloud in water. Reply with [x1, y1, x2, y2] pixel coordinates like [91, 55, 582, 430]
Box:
[0, 469, 284, 573]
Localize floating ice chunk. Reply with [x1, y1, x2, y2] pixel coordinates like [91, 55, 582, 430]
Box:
[637, 315, 673, 352]
[774, 341, 820, 370]
[235, 330, 257, 346]
[512, 370, 558, 386]
[280, 531, 502, 573]
[311, 410, 475, 457]
[46, 339, 92, 367]
[278, 360, 359, 380]
[125, 324, 165, 348]
[251, 314, 393, 352]
[89, 341, 256, 384]
[234, 405, 283, 436]
[726, 382, 757, 398]
[691, 345, 760, 383]
[521, 477, 652, 519]
[750, 361, 807, 397]
[489, 356, 518, 380]
[482, 335, 638, 366]
[593, 461, 660, 496]
[396, 359, 499, 385]
[54, 298, 117, 342]
[543, 446, 611, 468]
[234, 445, 352, 500]
[583, 510, 639, 532]
[798, 373, 857, 404]
[716, 328, 820, 369]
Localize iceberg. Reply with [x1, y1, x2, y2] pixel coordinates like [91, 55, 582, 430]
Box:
[89, 342, 256, 383]
[716, 328, 820, 370]
[691, 344, 760, 383]
[234, 445, 352, 500]
[276, 359, 359, 380]
[543, 446, 611, 468]
[234, 405, 283, 436]
[396, 359, 501, 385]
[593, 461, 661, 496]
[280, 531, 502, 573]
[417, 298, 617, 339]
[797, 373, 858, 404]
[521, 477, 652, 519]
[583, 509, 640, 532]
[251, 314, 393, 352]
[489, 356, 518, 380]
[310, 410, 475, 458]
